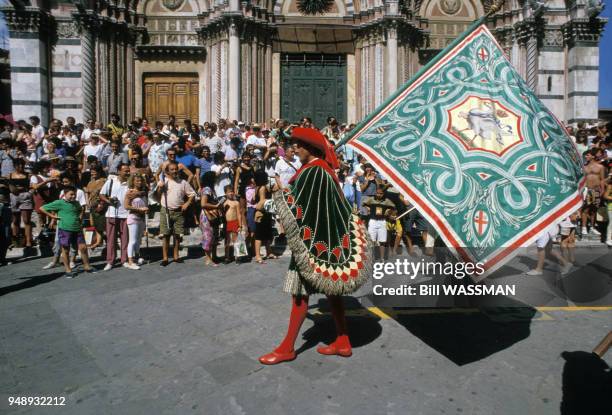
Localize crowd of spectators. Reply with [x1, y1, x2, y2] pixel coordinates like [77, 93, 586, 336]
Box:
[0, 113, 610, 276]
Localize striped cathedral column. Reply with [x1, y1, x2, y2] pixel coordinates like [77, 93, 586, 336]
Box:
[80, 24, 96, 122]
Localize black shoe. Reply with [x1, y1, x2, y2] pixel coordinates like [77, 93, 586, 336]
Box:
[65, 271, 78, 279]
[83, 268, 96, 274]
[160, 260, 169, 267]
[174, 258, 184, 264]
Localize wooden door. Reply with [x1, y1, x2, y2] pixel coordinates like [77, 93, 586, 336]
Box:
[143, 74, 199, 125]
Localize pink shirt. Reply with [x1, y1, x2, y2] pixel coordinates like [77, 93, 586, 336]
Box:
[127, 197, 147, 225]
[245, 185, 257, 208]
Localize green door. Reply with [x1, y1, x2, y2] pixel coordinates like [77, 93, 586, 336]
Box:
[281, 53, 347, 129]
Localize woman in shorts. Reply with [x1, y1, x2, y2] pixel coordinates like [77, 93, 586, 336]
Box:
[8, 158, 34, 249]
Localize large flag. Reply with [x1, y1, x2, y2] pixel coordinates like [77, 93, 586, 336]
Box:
[340, 21, 585, 277]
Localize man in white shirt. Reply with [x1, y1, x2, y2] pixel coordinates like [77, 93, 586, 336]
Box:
[274, 145, 301, 187]
[205, 129, 225, 155]
[246, 124, 267, 158]
[29, 116, 45, 142]
[99, 163, 130, 270]
[156, 161, 195, 266]
[82, 134, 107, 170]
[81, 119, 98, 143]
[148, 133, 172, 176]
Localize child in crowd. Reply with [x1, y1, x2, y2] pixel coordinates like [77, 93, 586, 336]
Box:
[40, 186, 93, 278]
[385, 208, 403, 259]
[245, 176, 257, 256]
[223, 185, 243, 263]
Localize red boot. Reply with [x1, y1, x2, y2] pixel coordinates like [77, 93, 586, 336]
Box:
[317, 296, 353, 357]
[259, 295, 309, 365]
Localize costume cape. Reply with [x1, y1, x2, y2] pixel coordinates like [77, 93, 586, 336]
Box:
[272, 158, 372, 296]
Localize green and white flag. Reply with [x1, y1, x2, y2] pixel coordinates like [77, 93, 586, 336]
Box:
[341, 21, 585, 276]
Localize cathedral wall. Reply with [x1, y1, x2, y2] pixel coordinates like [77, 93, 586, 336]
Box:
[566, 45, 600, 124]
[537, 50, 566, 122]
[8, 37, 49, 123]
[347, 54, 356, 124]
[51, 34, 83, 122]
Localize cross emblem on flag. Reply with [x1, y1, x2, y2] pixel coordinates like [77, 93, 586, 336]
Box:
[339, 21, 585, 278]
[477, 47, 489, 61]
[473, 211, 489, 236]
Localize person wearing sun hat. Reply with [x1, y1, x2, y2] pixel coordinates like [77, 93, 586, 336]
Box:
[258, 127, 372, 365]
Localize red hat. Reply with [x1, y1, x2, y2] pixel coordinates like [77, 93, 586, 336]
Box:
[291, 127, 339, 169]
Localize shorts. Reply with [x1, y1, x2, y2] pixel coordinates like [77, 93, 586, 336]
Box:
[226, 219, 239, 233]
[535, 226, 558, 249]
[10, 192, 33, 212]
[386, 231, 397, 246]
[583, 189, 601, 208]
[368, 219, 387, 243]
[246, 207, 256, 232]
[58, 229, 85, 249]
[160, 208, 185, 236]
[404, 209, 427, 233]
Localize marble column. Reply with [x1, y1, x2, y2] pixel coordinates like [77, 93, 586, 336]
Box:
[264, 42, 272, 122]
[354, 45, 362, 120]
[109, 35, 117, 121]
[99, 36, 110, 124]
[385, 25, 398, 98]
[126, 43, 135, 122]
[374, 40, 384, 107]
[117, 40, 125, 122]
[228, 19, 241, 120]
[2, 7, 53, 125]
[526, 36, 538, 90]
[251, 37, 258, 122]
[78, 16, 97, 123]
[564, 20, 601, 123]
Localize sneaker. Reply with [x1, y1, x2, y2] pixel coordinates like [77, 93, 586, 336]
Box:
[70, 261, 76, 269]
[123, 263, 140, 270]
[607, 240, 612, 247]
[591, 228, 601, 236]
[83, 268, 96, 274]
[137, 258, 145, 265]
[526, 269, 543, 276]
[103, 263, 113, 271]
[42, 261, 57, 270]
[65, 271, 78, 279]
[581, 227, 588, 235]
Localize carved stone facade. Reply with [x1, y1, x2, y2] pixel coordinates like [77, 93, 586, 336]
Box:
[1, 0, 606, 125]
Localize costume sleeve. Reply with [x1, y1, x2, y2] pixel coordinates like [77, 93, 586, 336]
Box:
[273, 164, 372, 295]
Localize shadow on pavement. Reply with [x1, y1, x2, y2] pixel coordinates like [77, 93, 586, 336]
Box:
[0, 271, 66, 297]
[555, 254, 612, 304]
[297, 297, 383, 354]
[560, 351, 612, 415]
[392, 301, 536, 366]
